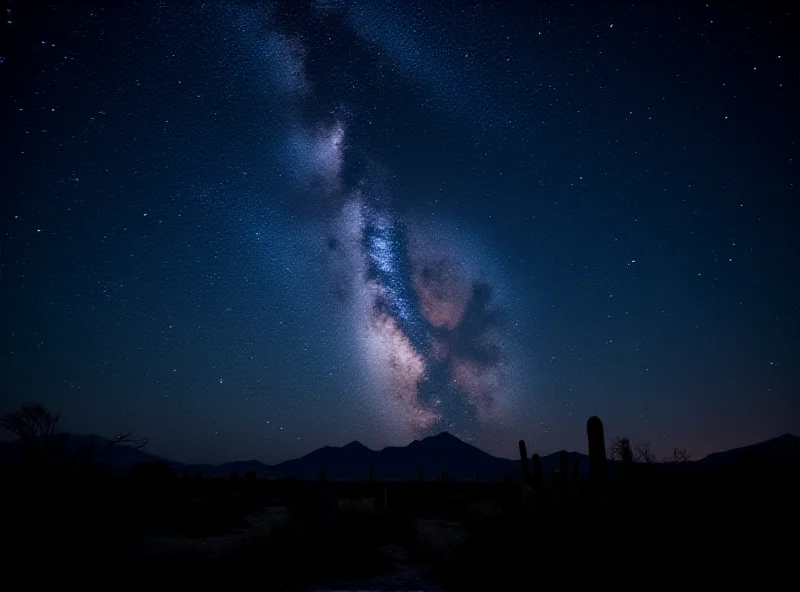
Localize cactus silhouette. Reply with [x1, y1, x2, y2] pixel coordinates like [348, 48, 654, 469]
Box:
[532, 453, 543, 491]
[419, 466, 424, 482]
[519, 440, 532, 485]
[573, 457, 580, 484]
[587, 416, 607, 510]
[368, 465, 373, 483]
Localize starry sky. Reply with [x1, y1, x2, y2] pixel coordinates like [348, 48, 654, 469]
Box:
[2, 0, 798, 465]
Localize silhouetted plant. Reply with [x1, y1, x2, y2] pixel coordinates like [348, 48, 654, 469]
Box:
[559, 450, 569, 491]
[0, 403, 66, 467]
[573, 457, 580, 484]
[609, 436, 635, 493]
[519, 440, 531, 485]
[587, 416, 607, 510]
[369, 465, 373, 483]
[635, 441, 657, 464]
[609, 437, 634, 464]
[419, 466, 424, 482]
[532, 453, 543, 491]
[0, 406, 145, 477]
[0, 403, 61, 439]
[671, 447, 691, 463]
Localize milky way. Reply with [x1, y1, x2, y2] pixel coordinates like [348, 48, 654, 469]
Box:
[221, 1, 524, 441]
[6, 0, 796, 464]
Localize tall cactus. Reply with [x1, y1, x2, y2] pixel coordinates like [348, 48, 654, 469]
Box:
[532, 453, 543, 491]
[519, 440, 532, 485]
[419, 466, 424, 482]
[587, 416, 607, 510]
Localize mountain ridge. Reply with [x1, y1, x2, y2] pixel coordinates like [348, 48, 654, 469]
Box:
[1, 431, 796, 479]
[695, 433, 799, 467]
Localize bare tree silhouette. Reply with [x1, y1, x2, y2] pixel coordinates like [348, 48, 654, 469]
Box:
[635, 441, 657, 464]
[671, 447, 691, 463]
[609, 436, 634, 464]
[73, 431, 149, 473]
[1, 403, 68, 468]
[2, 403, 148, 473]
[1, 404, 62, 440]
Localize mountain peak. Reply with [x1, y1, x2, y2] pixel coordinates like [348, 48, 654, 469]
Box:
[426, 431, 457, 440]
[417, 431, 477, 450]
[342, 440, 370, 451]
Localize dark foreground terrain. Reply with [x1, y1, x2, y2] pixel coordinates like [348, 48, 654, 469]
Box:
[4, 442, 798, 591]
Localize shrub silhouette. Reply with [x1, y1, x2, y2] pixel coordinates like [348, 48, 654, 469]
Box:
[609, 436, 634, 464]
[1, 403, 62, 440]
[1, 403, 66, 470]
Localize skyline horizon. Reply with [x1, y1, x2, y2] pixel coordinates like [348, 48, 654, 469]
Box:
[2, 412, 794, 467]
[3, 1, 797, 467]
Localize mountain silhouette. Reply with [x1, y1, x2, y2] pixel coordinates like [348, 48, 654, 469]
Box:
[2, 431, 796, 480]
[696, 433, 799, 467]
[265, 431, 519, 480]
[224, 431, 591, 481]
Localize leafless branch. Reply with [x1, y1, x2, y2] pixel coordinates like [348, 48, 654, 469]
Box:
[671, 447, 691, 463]
[609, 437, 634, 463]
[106, 432, 149, 450]
[635, 441, 657, 464]
[0, 404, 62, 440]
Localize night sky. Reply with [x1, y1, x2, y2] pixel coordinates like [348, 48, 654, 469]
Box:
[2, 0, 798, 465]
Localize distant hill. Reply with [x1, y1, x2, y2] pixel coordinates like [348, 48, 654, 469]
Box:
[270, 432, 517, 480]
[695, 433, 799, 467]
[192, 432, 589, 481]
[2, 431, 796, 480]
